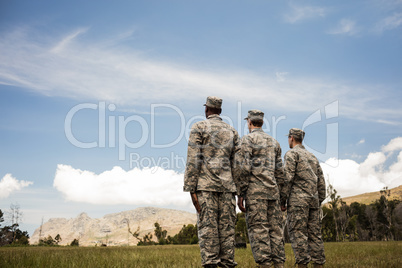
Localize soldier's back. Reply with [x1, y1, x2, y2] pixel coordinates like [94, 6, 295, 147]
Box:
[286, 144, 320, 207]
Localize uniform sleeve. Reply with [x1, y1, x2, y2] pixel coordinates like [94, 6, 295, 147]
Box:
[316, 160, 326, 204]
[238, 135, 253, 197]
[283, 150, 297, 205]
[183, 124, 203, 192]
[231, 130, 242, 196]
[274, 143, 286, 205]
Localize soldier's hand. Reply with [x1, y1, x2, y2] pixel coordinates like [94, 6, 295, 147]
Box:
[190, 192, 201, 214]
[237, 196, 246, 212]
[280, 205, 287, 212]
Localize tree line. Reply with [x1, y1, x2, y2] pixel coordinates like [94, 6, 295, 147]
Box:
[319, 186, 402, 242]
[0, 204, 30, 246]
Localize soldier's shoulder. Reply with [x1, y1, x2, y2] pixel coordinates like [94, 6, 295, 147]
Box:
[285, 148, 297, 159]
[268, 135, 280, 146]
[221, 121, 239, 134]
[307, 150, 320, 163]
[260, 132, 280, 146]
[190, 119, 206, 130]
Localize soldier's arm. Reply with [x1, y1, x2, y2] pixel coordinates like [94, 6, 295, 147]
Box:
[283, 150, 297, 204]
[274, 143, 286, 205]
[183, 124, 203, 193]
[231, 130, 242, 196]
[238, 135, 253, 197]
[316, 160, 326, 204]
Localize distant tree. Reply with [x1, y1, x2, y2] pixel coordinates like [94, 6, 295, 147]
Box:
[154, 222, 168, 245]
[137, 232, 156, 246]
[0, 224, 29, 246]
[327, 184, 342, 241]
[126, 220, 158, 246]
[393, 203, 402, 240]
[70, 239, 79, 246]
[125, 219, 141, 241]
[55, 234, 62, 245]
[171, 224, 198, 245]
[373, 188, 401, 241]
[7, 204, 23, 243]
[337, 201, 349, 241]
[365, 205, 377, 240]
[0, 206, 29, 246]
[0, 209, 4, 226]
[39, 235, 56, 246]
[350, 202, 370, 241]
[321, 205, 336, 242]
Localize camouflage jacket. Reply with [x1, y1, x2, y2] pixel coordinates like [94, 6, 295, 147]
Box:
[237, 128, 286, 201]
[183, 114, 240, 193]
[284, 144, 326, 207]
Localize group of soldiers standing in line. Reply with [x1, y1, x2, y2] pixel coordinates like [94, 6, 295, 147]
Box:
[184, 96, 326, 268]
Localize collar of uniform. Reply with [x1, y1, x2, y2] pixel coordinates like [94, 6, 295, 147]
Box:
[294, 144, 305, 149]
[207, 114, 222, 120]
[251, 128, 263, 133]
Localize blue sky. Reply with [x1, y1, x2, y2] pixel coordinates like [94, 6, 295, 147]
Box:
[1, 0, 402, 235]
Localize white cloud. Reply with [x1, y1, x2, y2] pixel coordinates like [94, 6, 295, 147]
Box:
[0, 174, 33, 199]
[357, 139, 365, 145]
[275, 72, 288, 82]
[284, 4, 327, 23]
[0, 26, 401, 124]
[328, 19, 359, 36]
[383, 137, 402, 152]
[322, 137, 402, 198]
[375, 12, 402, 32]
[53, 164, 190, 206]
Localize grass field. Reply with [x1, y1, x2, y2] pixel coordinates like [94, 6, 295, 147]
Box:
[0, 242, 401, 267]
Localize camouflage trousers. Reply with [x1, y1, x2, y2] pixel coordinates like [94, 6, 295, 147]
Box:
[245, 198, 286, 265]
[197, 191, 237, 268]
[287, 205, 326, 265]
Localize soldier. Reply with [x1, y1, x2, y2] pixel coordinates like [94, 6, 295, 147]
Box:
[183, 96, 240, 268]
[237, 110, 286, 268]
[283, 128, 326, 268]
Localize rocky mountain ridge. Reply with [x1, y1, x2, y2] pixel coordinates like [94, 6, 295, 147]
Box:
[30, 207, 196, 246]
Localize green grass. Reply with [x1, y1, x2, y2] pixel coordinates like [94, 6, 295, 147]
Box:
[0, 242, 401, 267]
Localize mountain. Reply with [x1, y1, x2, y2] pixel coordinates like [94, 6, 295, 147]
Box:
[340, 185, 402, 205]
[30, 207, 196, 246]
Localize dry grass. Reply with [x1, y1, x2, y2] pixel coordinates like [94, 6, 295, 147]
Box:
[0, 241, 401, 267]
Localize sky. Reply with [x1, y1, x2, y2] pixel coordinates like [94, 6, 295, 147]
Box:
[0, 0, 402, 236]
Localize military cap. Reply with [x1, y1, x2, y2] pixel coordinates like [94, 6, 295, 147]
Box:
[203, 96, 222, 109]
[286, 128, 305, 140]
[244, 109, 264, 120]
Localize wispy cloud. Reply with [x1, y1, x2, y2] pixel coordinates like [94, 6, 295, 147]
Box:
[50, 28, 88, 54]
[276, 72, 289, 82]
[0, 27, 401, 124]
[357, 139, 365, 145]
[328, 19, 359, 36]
[374, 12, 402, 33]
[0, 174, 33, 199]
[284, 3, 327, 24]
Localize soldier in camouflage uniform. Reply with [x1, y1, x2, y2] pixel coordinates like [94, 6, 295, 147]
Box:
[237, 110, 286, 268]
[283, 128, 326, 268]
[183, 96, 240, 268]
